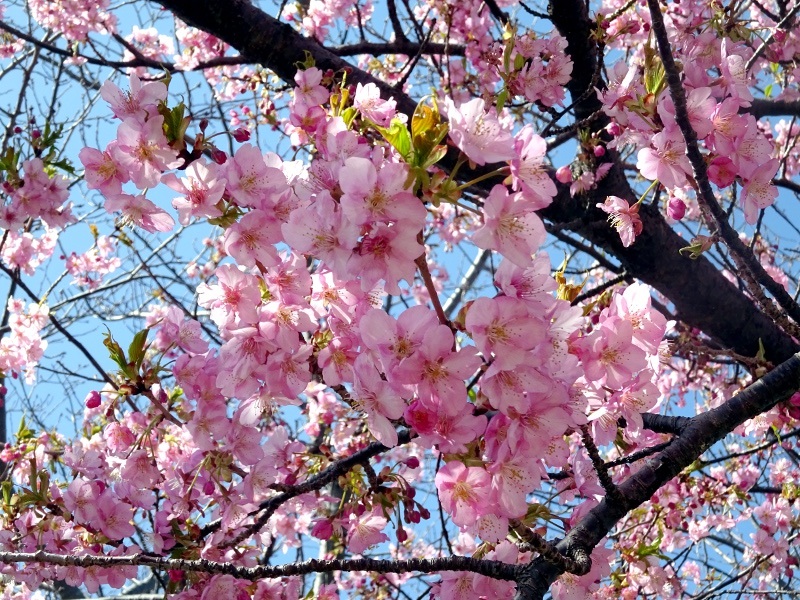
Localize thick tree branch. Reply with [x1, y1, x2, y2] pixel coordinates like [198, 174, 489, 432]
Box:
[0, 550, 518, 581]
[750, 98, 800, 117]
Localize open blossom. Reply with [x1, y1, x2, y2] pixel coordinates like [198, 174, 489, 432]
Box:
[574, 318, 648, 388]
[115, 117, 181, 189]
[223, 209, 282, 268]
[465, 296, 545, 369]
[636, 130, 693, 189]
[351, 355, 405, 447]
[510, 124, 557, 207]
[99, 74, 167, 123]
[338, 157, 426, 227]
[347, 509, 389, 554]
[162, 159, 226, 224]
[79, 144, 130, 196]
[104, 193, 175, 232]
[472, 185, 546, 267]
[224, 144, 288, 208]
[446, 97, 515, 165]
[596, 196, 642, 247]
[740, 158, 779, 224]
[353, 82, 398, 127]
[435, 461, 492, 527]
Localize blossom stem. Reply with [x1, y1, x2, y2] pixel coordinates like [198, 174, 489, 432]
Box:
[456, 167, 507, 192]
[635, 179, 659, 206]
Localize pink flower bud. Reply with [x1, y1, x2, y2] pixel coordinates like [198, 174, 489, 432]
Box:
[555, 165, 573, 183]
[667, 197, 686, 220]
[404, 456, 420, 469]
[232, 127, 251, 142]
[210, 147, 228, 165]
[168, 570, 184, 583]
[198, 118, 209, 132]
[397, 527, 408, 542]
[84, 390, 102, 409]
[593, 145, 606, 157]
[203, 480, 215, 495]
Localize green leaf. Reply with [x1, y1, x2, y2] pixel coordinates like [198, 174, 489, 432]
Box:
[128, 328, 150, 369]
[410, 100, 448, 169]
[158, 101, 190, 148]
[495, 87, 509, 113]
[341, 106, 358, 128]
[0, 147, 18, 172]
[375, 118, 412, 160]
[15, 416, 34, 443]
[103, 328, 128, 371]
[1, 481, 12, 506]
[47, 157, 75, 175]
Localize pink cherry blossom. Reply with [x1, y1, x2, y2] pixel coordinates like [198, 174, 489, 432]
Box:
[347, 509, 389, 554]
[510, 124, 558, 207]
[740, 158, 779, 225]
[465, 296, 545, 369]
[445, 97, 515, 165]
[353, 82, 398, 127]
[162, 159, 226, 224]
[223, 209, 282, 268]
[99, 74, 166, 123]
[114, 117, 181, 189]
[574, 318, 648, 388]
[596, 196, 643, 247]
[636, 130, 693, 189]
[104, 193, 175, 232]
[472, 185, 546, 266]
[79, 144, 130, 196]
[435, 461, 492, 527]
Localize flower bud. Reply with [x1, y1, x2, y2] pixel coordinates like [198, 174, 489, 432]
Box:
[232, 127, 251, 142]
[667, 196, 686, 220]
[555, 165, 573, 183]
[84, 390, 102, 409]
[210, 147, 228, 165]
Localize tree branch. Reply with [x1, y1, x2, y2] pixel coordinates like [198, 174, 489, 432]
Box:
[0, 550, 518, 581]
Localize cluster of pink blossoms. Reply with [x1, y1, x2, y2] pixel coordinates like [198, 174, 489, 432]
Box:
[27, 0, 116, 42]
[599, 8, 780, 229]
[0, 58, 677, 599]
[0, 299, 49, 384]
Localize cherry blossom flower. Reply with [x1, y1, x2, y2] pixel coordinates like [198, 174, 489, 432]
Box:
[104, 193, 175, 232]
[574, 318, 648, 388]
[79, 144, 130, 196]
[99, 74, 166, 123]
[353, 82, 398, 126]
[435, 461, 492, 527]
[445, 97, 515, 165]
[465, 296, 545, 369]
[740, 158, 779, 224]
[347, 509, 389, 554]
[114, 117, 181, 189]
[472, 185, 546, 266]
[596, 195, 643, 247]
[162, 159, 226, 224]
[510, 124, 557, 207]
[636, 130, 693, 189]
